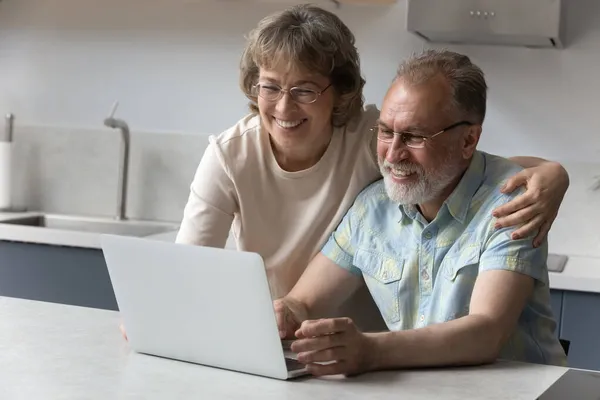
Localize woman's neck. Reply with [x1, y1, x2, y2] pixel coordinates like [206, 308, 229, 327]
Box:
[270, 130, 333, 172]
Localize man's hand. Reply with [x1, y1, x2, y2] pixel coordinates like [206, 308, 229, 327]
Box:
[274, 297, 308, 339]
[493, 161, 569, 247]
[291, 317, 375, 377]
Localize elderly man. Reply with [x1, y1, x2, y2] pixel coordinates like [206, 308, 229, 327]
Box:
[274, 49, 567, 376]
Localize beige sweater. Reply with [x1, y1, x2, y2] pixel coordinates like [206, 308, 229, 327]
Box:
[176, 105, 387, 331]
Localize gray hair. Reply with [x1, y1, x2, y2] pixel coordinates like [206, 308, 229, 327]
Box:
[395, 50, 488, 124]
[239, 4, 365, 127]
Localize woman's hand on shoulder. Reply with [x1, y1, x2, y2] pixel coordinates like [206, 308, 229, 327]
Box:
[492, 161, 569, 247]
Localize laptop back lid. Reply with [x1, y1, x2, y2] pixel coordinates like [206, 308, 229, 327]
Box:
[101, 234, 289, 380]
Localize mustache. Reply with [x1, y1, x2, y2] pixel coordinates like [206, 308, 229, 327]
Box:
[380, 160, 423, 174]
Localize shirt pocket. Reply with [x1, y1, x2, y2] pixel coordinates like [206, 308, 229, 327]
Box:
[441, 243, 481, 281]
[439, 243, 481, 320]
[353, 248, 404, 324]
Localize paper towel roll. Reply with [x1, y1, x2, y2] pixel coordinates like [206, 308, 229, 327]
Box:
[0, 142, 12, 210]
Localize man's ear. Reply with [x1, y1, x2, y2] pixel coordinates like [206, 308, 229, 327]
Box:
[462, 125, 482, 159]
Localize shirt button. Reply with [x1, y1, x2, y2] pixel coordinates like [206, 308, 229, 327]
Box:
[424, 232, 432, 239]
[421, 270, 430, 280]
[420, 315, 425, 322]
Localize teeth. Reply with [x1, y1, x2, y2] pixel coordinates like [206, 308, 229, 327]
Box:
[275, 119, 303, 128]
[391, 170, 414, 177]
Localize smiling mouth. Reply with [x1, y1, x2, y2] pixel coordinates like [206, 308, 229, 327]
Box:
[274, 118, 306, 129]
[389, 170, 416, 180]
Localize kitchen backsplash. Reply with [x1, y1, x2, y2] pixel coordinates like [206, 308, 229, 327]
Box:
[12, 124, 209, 223]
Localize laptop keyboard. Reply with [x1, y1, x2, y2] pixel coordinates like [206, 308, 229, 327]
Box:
[285, 357, 305, 371]
[282, 341, 306, 372]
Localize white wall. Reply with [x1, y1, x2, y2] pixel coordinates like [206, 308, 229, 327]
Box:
[1, 0, 599, 163]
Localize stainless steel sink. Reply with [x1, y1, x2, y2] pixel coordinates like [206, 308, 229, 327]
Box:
[0, 214, 179, 237]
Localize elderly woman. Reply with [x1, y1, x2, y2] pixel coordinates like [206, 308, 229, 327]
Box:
[175, 5, 568, 329]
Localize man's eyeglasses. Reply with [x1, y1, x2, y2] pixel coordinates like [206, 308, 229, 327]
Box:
[253, 83, 332, 104]
[371, 120, 474, 149]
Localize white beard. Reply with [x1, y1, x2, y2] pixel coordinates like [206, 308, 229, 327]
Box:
[378, 148, 463, 205]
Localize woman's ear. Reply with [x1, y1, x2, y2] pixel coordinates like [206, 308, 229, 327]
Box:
[462, 124, 482, 159]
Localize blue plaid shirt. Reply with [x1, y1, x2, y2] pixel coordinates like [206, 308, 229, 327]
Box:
[322, 151, 567, 366]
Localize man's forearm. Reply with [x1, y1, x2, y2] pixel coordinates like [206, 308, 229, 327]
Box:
[367, 314, 503, 370]
[286, 253, 363, 319]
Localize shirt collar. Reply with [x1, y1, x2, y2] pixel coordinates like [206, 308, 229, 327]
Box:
[444, 150, 485, 224]
[399, 203, 418, 222]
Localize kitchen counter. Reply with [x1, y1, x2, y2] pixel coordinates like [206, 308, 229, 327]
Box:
[0, 296, 572, 399]
[0, 211, 180, 249]
[549, 255, 600, 293]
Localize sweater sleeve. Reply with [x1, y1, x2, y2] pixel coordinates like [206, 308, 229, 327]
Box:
[175, 137, 237, 248]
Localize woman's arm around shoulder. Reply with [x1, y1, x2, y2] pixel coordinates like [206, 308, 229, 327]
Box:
[497, 156, 569, 246]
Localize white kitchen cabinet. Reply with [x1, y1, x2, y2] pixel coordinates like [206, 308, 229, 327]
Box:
[0, 240, 118, 311]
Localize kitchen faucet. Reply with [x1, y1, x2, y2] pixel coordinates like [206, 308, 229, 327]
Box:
[103, 101, 130, 221]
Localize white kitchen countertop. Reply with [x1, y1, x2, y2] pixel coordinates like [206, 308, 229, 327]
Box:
[548, 254, 600, 293]
[0, 296, 572, 399]
[0, 211, 181, 249]
[0, 211, 598, 294]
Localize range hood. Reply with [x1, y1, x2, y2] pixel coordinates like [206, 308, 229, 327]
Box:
[406, 0, 566, 48]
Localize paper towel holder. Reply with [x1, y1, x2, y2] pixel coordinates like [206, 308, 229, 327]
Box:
[0, 113, 26, 212]
[2, 113, 13, 143]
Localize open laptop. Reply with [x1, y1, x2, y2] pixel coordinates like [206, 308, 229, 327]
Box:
[100, 234, 308, 380]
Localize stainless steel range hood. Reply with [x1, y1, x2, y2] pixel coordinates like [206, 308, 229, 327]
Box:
[406, 0, 566, 49]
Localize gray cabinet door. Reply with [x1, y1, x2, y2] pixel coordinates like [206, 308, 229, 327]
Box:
[0, 241, 118, 311]
[560, 291, 600, 371]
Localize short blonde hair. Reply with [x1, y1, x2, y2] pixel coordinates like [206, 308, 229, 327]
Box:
[396, 49, 488, 124]
[239, 5, 365, 127]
